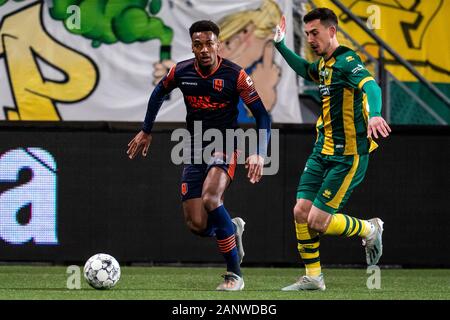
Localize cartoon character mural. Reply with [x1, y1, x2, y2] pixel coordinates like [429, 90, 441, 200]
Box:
[218, 0, 282, 123]
[312, 0, 450, 83]
[49, 0, 173, 59]
[0, 0, 173, 121]
[0, 0, 301, 123]
[0, 1, 97, 120]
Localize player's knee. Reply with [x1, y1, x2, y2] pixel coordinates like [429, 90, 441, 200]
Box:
[202, 192, 221, 212]
[185, 218, 205, 235]
[307, 219, 321, 232]
[293, 203, 309, 223]
[307, 214, 328, 233]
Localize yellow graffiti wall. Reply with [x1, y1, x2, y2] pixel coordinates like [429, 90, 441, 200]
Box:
[0, 2, 97, 120]
[312, 0, 450, 83]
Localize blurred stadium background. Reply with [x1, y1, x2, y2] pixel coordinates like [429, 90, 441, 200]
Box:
[0, 0, 448, 299]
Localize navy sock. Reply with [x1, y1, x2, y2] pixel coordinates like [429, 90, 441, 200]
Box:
[199, 215, 216, 237]
[208, 205, 241, 276]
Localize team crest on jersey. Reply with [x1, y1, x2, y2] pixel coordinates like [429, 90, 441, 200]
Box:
[352, 64, 365, 74]
[320, 69, 331, 80]
[213, 79, 224, 92]
[346, 56, 355, 62]
[318, 84, 330, 96]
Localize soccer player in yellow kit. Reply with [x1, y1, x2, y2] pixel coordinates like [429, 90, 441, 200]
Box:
[274, 8, 391, 290]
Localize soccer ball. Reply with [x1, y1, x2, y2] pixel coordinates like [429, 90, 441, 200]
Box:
[83, 253, 121, 289]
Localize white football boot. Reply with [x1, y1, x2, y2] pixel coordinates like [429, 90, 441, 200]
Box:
[232, 217, 246, 264]
[362, 218, 384, 266]
[216, 272, 245, 291]
[282, 273, 326, 291]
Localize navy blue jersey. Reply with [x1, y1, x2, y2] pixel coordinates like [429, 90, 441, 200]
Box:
[142, 56, 271, 157]
[161, 57, 260, 133]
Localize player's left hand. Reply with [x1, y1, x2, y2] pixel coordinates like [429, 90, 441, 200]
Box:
[245, 154, 265, 184]
[367, 116, 391, 139]
[127, 130, 152, 159]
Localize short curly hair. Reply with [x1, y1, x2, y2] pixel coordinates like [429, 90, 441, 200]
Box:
[189, 20, 220, 38]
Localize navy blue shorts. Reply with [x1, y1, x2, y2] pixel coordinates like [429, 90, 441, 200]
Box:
[180, 151, 238, 202]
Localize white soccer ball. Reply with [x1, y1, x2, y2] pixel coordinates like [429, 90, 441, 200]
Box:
[83, 253, 121, 290]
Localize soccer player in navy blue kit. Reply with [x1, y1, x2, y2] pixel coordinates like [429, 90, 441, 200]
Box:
[127, 20, 271, 291]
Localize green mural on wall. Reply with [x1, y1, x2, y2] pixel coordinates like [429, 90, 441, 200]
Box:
[49, 0, 173, 59]
[0, 0, 26, 5]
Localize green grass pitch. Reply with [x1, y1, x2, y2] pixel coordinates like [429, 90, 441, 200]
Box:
[0, 266, 448, 300]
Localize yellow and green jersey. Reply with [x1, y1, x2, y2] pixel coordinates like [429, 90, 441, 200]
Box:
[307, 46, 378, 155]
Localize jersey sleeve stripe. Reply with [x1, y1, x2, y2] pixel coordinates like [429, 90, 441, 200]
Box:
[162, 65, 176, 89]
[237, 69, 261, 104]
[357, 76, 375, 90]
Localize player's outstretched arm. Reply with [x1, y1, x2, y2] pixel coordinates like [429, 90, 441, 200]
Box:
[363, 80, 391, 139]
[126, 83, 164, 160]
[126, 74, 174, 159]
[127, 65, 176, 159]
[273, 15, 315, 81]
[237, 68, 271, 183]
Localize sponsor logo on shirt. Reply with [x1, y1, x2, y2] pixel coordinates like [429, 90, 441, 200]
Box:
[182, 81, 198, 86]
[186, 96, 227, 109]
[351, 64, 365, 74]
[319, 84, 330, 96]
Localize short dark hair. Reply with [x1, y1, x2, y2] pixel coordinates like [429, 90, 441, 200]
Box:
[303, 7, 338, 27]
[189, 20, 220, 38]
